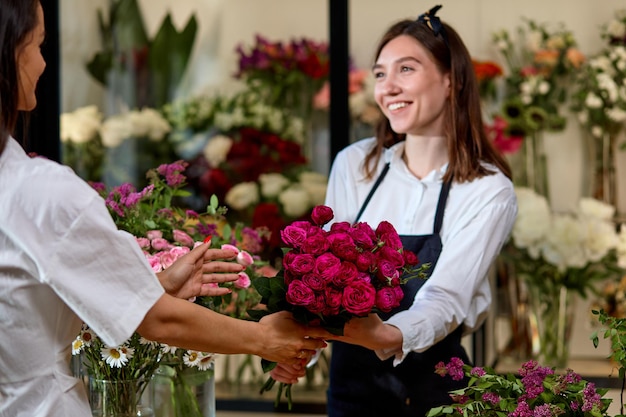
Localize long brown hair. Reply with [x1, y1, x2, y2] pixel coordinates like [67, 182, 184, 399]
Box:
[0, 0, 39, 156]
[364, 18, 512, 183]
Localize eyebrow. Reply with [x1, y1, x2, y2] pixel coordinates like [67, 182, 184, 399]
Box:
[371, 56, 420, 71]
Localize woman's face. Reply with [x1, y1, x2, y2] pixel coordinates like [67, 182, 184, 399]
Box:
[373, 34, 450, 137]
[16, 3, 46, 111]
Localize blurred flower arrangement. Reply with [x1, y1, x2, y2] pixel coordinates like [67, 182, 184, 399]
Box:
[501, 186, 626, 367]
[570, 9, 626, 207]
[428, 357, 611, 417]
[491, 19, 584, 196]
[60, 105, 175, 188]
[593, 275, 626, 318]
[72, 161, 264, 416]
[163, 91, 328, 260]
[86, 0, 197, 110]
[234, 34, 329, 122]
[472, 58, 504, 103]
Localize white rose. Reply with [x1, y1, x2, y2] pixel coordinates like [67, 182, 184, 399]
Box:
[607, 107, 626, 123]
[60, 105, 102, 144]
[607, 20, 626, 39]
[100, 115, 133, 148]
[203, 135, 233, 167]
[278, 185, 311, 218]
[543, 214, 588, 270]
[139, 108, 171, 141]
[225, 182, 259, 210]
[578, 197, 616, 220]
[300, 181, 327, 207]
[258, 173, 290, 198]
[512, 187, 551, 249]
[581, 218, 619, 262]
[584, 93, 603, 109]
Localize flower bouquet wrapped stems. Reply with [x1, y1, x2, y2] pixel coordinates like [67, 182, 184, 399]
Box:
[247, 205, 431, 409]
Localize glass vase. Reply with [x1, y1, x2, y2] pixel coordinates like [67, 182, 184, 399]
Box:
[582, 131, 618, 207]
[517, 130, 549, 198]
[89, 377, 153, 417]
[151, 363, 215, 417]
[527, 284, 576, 369]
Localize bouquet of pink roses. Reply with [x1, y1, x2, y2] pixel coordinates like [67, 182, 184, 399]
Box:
[248, 205, 430, 408]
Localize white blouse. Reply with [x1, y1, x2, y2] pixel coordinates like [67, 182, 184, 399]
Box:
[0, 138, 165, 417]
[325, 137, 518, 364]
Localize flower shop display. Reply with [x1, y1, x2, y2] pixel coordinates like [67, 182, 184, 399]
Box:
[86, 0, 197, 111]
[247, 205, 430, 409]
[60, 106, 176, 188]
[570, 9, 626, 207]
[428, 357, 611, 417]
[472, 58, 504, 104]
[234, 34, 329, 124]
[593, 275, 626, 318]
[72, 161, 265, 417]
[491, 18, 584, 197]
[501, 187, 626, 368]
[163, 91, 327, 261]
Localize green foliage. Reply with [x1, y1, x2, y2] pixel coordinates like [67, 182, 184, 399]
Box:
[86, 0, 197, 109]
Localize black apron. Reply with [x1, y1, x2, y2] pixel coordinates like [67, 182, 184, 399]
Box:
[327, 163, 470, 417]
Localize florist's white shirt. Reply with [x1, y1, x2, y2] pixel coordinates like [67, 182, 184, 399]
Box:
[0, 138, 165, 417]
[325, 137, 517, 365]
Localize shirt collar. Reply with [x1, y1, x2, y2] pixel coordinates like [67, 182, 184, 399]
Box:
[386, 141, 448, 182]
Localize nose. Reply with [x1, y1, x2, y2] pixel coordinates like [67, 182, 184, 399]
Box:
[378, 74, 401, 95]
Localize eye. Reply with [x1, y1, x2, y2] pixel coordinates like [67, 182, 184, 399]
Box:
[373, 70, 385, 79]
[400, 65, 414, 73]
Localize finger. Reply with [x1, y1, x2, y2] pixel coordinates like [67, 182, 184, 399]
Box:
[204, 248, 238, 261]
[203, 261, 244, 273]
[302, 339, 328, 351]
[200, 273, 239, 286]
[200, 286, 233, 297]
[184, 243, 210, 263]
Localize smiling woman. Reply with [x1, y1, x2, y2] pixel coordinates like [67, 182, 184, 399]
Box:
[16, 2, 46, 112]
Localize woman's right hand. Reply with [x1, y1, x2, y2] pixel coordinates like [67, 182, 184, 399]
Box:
[270, 361, 308, 384]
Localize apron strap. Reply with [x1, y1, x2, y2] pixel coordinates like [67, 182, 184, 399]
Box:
[354, 162, 390, 223]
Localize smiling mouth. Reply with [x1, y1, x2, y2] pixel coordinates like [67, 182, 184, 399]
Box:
[388, 102, 408, 111]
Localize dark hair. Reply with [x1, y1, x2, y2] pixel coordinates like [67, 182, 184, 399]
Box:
[0, 0, 40, 156]
[364, 18, 512, 183]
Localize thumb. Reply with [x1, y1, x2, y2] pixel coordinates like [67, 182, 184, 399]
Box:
[183, 242, 210, 263]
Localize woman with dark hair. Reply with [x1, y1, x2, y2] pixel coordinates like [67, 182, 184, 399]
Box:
[271, 6, 517, 417]
[0, 2, 329, 416]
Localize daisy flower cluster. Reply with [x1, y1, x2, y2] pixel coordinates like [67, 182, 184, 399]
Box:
[429, 358, 611, 417]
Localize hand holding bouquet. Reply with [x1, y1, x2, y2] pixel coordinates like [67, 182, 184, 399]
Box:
[248, 205, 431, 408]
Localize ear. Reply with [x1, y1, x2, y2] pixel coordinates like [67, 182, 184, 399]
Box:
[444, 72, 451, 97]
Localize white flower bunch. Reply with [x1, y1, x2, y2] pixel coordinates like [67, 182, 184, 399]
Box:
[601, 9, 626, 45]
[100, 107, 171, 148]
[224, 170, 328, 218]
[60, 105, 103, 144]
[511, 187, 625, 273]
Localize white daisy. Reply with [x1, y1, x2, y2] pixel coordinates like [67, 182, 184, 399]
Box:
[183, 350, 201, 368]
[80, 327, 95, 347]
[101, 345, 134, 368]
[195, 352, 217, 371]
[160, 343, 178, 355]
[72, 337, 85, 355]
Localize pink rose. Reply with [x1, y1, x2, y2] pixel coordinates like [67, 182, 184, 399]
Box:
[375, 286, 402, 312]
[348, 224, 375, 250]
[355, 251, 376, 272]
[330, 221, 351, 233]
[300, 233, 330, 256]
[378, 246, 405, 269]
[403, 249, 419, 266]
[307, 292, 327, 314]
[173, 229, 195, 247]
[376, 259, 400, 281]
[169, 246, 190, 259]
[327, 232, 358, 261]
[136, 237, 150, 249]
[236, 250, 254, 267]
[146, 254, 163, 272]
[159, 251, 177, 269]
[234, 272, 251, 289]
[280, 224, 308, 248]
[286, 280, 316, 307]
[375, 221, 402, 250]
[284, 253, 316, 275]
[146, 230, 163, 240]
[302, 273, 327, 291]
[332, 261, 359, 287]
[221, 244, 240, 254]
[310, 205, 334, 226]
[342, 280, 376, 316]
[323, 287, 343, 316]
[151, 238, 171, 251]
[314, 252, 342, 281]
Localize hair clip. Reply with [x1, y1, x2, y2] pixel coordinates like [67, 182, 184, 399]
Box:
[416, 5, 449, 47]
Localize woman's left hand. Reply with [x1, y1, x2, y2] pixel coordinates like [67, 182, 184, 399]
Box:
[158, 244, 244, 299]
